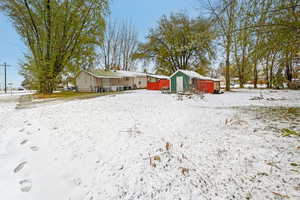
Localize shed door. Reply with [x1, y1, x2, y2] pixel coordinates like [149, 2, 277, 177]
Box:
[176, 76, 184, 92]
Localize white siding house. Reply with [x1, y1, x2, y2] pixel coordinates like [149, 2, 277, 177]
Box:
[75, 70, 147, 92]
[76, 71, 98, 92]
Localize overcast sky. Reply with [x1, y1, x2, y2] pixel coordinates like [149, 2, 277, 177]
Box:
[0, 0, 204, 87]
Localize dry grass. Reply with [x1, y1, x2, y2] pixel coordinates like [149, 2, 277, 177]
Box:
[33, 91, 120, 100]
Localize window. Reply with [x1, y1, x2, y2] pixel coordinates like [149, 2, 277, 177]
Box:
[138, 81, 141, 85]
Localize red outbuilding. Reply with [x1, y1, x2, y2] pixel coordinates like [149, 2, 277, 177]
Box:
[194, 79, 214, 93]
[194, 78, 221, 94]
[147, 74, 170, 90]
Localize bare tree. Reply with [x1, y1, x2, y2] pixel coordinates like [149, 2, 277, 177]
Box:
[99, 19, 118, 70]
[99, 19, 138, 71]
[207, 0, 238, 91]
[119, 22, 139, 71]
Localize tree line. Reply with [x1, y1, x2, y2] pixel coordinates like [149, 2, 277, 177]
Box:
[207, 0, 300, 90]
[136, 0, 300, 91]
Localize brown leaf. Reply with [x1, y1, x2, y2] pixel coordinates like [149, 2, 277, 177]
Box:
[272, 192, 289, 199]
[153, 155, 161, 161]
[179, 167, 189, 175]
[166, 142, 171, 151]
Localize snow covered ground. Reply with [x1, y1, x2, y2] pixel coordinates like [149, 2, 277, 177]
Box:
[0, 89, 300, 200]
[0, 90, 33, 95]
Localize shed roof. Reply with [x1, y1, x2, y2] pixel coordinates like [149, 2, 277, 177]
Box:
[171, 70, 217, 81]
[147, 74, 170, 79]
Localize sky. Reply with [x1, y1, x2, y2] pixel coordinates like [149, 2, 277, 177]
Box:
[0, 0, 204, 87]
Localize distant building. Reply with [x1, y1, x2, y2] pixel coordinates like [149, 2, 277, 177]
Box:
[146, 74, 170, 90]
[75, 70, 147, 92]
[170, 70, 220, 94]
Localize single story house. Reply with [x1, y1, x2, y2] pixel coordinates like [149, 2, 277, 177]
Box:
[170, 70, 220, 94]
[115, 70, 147, 89]
[76, 70, 147, 92]
[146, 74, 170, 90]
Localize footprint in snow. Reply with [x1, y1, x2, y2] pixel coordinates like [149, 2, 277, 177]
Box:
[72, 178, 82, 186]
[30, 146, 39, 151]
[20, 139, 28, 145]
[19, 128, 25, 133]
[86, 196, 94, 200]
[14, 161, 27, 173]
[84, 191, 94, 200]
[19, 180, 32, 192]
[26, 132, 33, 135]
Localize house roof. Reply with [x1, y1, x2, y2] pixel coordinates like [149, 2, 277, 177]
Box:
[85, 70, 147, 79]
[171, 70, 219, 81]
[85, 70, 120, 79]
[147, 74, 170, 79]
[115, 70, 146, 77]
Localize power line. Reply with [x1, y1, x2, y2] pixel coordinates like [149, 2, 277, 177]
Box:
[0, 62, 11, 93]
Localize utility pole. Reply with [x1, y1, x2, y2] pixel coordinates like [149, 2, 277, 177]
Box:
[0, 62, 11, 93]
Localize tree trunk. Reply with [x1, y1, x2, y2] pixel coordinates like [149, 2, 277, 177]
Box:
[225, 40, 231, 91]
[265, 54, 270, 88]
[285, 53, 293, 89]
[44, 0, 53, 94]
[225, 55, 230, 91]
[238, 71, 243, 88]
[253, 59, 258, 89]
[285, 63, 293, 81]
[234, 40, 243, 88]
[266, 67, 269, 88]
[39, 77, 55, 94]
[269, 53, 276, 88]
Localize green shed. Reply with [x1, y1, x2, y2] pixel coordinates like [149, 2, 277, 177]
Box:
[170, 70, 192, 93]
[170, 70, 214, 93]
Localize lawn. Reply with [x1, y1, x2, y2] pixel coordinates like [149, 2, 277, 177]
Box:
[32, 91, 120, 100]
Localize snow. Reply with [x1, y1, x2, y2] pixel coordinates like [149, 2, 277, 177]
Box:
[172, 69, 215, 81]
[0, 89, 300, 200]
[115, 70, 146, 77]
[0, 90, 32, 97]
[147, 74, 170, 79]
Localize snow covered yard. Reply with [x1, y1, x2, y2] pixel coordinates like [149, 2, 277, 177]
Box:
[0, 89, 300, 200]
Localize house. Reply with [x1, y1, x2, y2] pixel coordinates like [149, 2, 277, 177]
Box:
[170, 70, 220, 94]
[75, 70, 147, 92]
[146, 74, 170, 90]
[114, 70, 147, 89]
